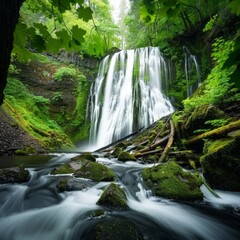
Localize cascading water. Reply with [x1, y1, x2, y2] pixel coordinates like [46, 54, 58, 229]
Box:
[184, 46, 201, 97]
[87, 47, 174, 149]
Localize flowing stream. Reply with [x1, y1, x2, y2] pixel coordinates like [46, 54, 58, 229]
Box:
[0, 154, 240, 240]
[87, 47, 174, 149]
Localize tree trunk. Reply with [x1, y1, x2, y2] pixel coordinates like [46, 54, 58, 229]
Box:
[0, 0, 24, 105]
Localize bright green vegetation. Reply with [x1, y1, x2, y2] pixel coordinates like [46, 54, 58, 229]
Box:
[53, 67, 77, 81]
[3, 77, 74, 150]
[200, 137, 240, 190]
[142, 161, 203, 201]
[14, 0, 120, 61]
[97, 183, 129, 210]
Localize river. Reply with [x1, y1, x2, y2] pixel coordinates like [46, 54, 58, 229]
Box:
[0, 153, 239, 239]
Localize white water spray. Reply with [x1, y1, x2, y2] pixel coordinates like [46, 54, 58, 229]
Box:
[87, 47, 174, 149]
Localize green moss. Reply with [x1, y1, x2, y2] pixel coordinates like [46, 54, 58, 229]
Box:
[112, 147, 122, 158]
[97, 183, 128, 210]
[88, 219, 140, 240]
[142, 161, 203, 201]
[51, 164, 73, 175]
[200, 137, 240, 190]
[74, 161, 115, 181]
[118, 151, 137, 162]
[15, 146, 36, 155]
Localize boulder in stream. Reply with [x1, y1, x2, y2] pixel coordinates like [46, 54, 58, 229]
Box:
[97, 183, 129, 210]
[142, 161, 203, 201]
[51, 154, 115, 182]
[0, 167, 30, 184]
[87, 218, 142, 240]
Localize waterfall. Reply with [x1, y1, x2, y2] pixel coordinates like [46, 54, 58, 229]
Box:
[87, 47, 174, 149]
[183, 46, 201, 97]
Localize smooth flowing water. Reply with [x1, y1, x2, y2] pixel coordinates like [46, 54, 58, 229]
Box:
[87, 47, 174, 149]
[0, 154, 240, 240]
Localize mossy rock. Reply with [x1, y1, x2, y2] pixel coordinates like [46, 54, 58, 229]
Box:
[56, 178, 89, 192]
[111, 147, 122, 158]
[200, 137, 240, 191]
[88, 218, 141, 240]
[184, 104, 226, 136]
[51, 157, 114, 182]
[51, 163, 74, 175]
[74, 161, 115, 181]
[142, 161, 203, 201]
[97, 183, 128, 210]
[0, 167, 30, 184]
[71, 152, 96, 162]
[118, 151, 136, 162]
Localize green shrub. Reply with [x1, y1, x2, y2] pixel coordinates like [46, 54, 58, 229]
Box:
[53, 67, 77, 81]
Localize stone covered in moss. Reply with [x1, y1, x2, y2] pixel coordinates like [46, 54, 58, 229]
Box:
[142, 161, 203, 201]
[0, 167, 30, 184]
[87, 219, 141, 240]
[56, 178, 89, 192]
[97, 183, 128, 210]
[118, 151, 136, 162]
[74, 161, 115, 181]
[51, 158, 115, 182]
[200, 137, 240, 191]
[111, 147, 122, 158]
[184, 104, 226, 136]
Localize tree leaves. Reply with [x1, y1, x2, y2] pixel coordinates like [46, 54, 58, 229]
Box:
[77, 6, 93, 22]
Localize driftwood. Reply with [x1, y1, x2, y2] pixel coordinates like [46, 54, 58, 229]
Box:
[185, 119, 240, 146]
[159, 119, 175, 163]
[138, 134, 170, 153]
[134, 148, 163, 158]
[152, 114, 172, 144]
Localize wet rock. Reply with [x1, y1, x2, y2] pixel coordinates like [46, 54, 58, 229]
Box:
[0, 167, 30, 184]
[74, 161, 115, 182]
[87, 218, 142, 240]
[200, 137, 240, 191]
[118, 151, 136, 162]
[97, 183, 128, 210]
[142, 161, 203, 201]
[51, 158, 115, 182]
[56, 178, 89, 192]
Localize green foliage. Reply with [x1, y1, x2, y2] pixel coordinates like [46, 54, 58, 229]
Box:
[205, 119, 230, 128]
[183, 38, 236, 111]
[4, 77, 73, 150]
[203, 15, 218, 32]
[53, 67, 77, 81]
[52, 91, 63, 102]
[14, 0, 119, 60]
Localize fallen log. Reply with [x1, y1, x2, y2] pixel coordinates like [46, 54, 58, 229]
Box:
[134, 148, 163, 158]
[159, 119, 175, 163]
[138, 134, 170, 153]
[184, 119, 240, 146]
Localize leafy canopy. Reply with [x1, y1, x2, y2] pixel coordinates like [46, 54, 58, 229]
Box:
[13, 0, 119, 60]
